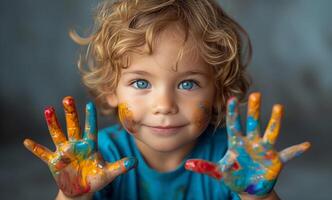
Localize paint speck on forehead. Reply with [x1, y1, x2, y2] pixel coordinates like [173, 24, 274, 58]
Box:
[118, 103, 137, 134]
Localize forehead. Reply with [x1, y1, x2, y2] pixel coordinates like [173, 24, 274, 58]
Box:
[125, 23, 210, 74]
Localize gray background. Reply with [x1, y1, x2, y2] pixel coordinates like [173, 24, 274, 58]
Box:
[1, 0, 331, 199]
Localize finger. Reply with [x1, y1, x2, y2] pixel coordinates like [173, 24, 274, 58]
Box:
[45, 107, 66, 146]
[105, 157, 137, 179]
[185, 159, 223, 180]
[246, 93, 261, 141]
[218, 150, 238, 172]
[63, 96, 81, 141]
[263, 104, 283, 146]
[23, 138, 53, 163]
[226, 97, 243, 137]
[279, 142, 311, 163]
[83, 102, 97, 142]
[226, 97, 243, 147]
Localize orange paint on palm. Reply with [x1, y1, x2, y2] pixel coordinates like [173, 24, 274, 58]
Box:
[118, 103, 136, 134]
[243, 139, 280, 181]
[57, 168, 91, 196]
[60, 157, 127, 197]
[80, 159, 102, 185]
[264, 155, 282, 180]
[53, 156, 71, 171]
[251, 138, 262, 149]
[56, 157, 103, 196]
[243, 138, 264, 164]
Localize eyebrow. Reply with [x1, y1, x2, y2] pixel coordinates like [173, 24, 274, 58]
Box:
[122, 70, 152, 76]
[122, 69, 209, 77]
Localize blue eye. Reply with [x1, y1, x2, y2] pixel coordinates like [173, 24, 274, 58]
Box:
[132, 79, 150, 89]
[178, 80, 198, 90]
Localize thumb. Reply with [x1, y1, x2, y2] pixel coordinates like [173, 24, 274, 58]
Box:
[185, 159, 223, 180]
[104, 157, 137, 180]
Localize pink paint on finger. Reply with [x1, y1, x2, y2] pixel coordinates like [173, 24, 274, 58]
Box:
[185, 159, 223, 180]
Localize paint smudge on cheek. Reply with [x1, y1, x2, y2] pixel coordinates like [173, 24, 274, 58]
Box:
[193, 101, 211, 130]
[118, 103, 138, 134]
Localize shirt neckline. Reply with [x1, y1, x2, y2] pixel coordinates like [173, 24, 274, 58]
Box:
[127, 125, 213, 180]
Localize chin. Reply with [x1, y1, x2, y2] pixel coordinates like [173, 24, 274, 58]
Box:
[145, 138, 194, 153]
[151, 143, 182, 152]
[134, 125, 203, 153]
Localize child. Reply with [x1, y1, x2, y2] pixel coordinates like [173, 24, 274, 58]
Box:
[23, 0, 311, 199]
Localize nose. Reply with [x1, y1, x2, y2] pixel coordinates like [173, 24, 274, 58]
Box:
[152, 89, 179, 115]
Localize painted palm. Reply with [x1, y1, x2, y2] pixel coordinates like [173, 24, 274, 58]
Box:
[24, 97, 137, 197]
[185, 93, 310, 196]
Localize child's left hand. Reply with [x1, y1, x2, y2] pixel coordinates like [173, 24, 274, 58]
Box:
[185, 92, 311, 197]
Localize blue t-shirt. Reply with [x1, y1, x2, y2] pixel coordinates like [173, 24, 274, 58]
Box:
[94, 124, 240, 200]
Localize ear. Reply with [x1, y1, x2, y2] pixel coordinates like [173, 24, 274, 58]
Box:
[106, 93, 119, 108]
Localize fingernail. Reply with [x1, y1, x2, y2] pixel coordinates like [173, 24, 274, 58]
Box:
[227, 97, 237, 106]
[23, 138, 32, 148]
[124, 157, 137, 169]
[63, 96, 74, 105]
[184, 160, 196, 170]
[302, 141, 311, 150]
[63, 96, 75, 112]
[86, 102, 95, 111]
[249, 92, 261, 102]
[44, 106, 56, 124]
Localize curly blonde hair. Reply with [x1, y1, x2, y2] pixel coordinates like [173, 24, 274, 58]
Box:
[71, 0, 251, 128]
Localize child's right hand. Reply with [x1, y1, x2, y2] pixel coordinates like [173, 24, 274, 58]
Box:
[23, 96, 137, 198]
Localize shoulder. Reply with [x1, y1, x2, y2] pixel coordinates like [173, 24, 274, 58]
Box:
[98, 123, 124, 142]
[98, 123, 133, 162]
[203, 125, 228, 145]
[193, 125, 229, 163]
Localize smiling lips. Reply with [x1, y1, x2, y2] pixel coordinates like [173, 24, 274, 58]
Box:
[145, 124, 186, 136]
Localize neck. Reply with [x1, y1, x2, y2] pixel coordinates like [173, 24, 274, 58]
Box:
[134, 139, 196, 172]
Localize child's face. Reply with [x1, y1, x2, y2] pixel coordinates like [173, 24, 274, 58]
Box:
[107, 24, 216, 152]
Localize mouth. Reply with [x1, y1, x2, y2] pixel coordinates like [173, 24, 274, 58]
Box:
[144, 124, 186, 136]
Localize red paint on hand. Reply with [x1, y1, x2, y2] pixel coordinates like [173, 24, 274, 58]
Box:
[57, 170, 91, 197]
[232, 161, 240, 170]
[185, 159, 223, 180]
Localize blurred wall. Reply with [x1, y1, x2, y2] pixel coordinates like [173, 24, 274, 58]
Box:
[1, 0, 331, 199]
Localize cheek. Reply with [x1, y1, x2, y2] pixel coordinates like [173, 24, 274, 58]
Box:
[118, 103, 139, 134]
[191, 101, 212, 130]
